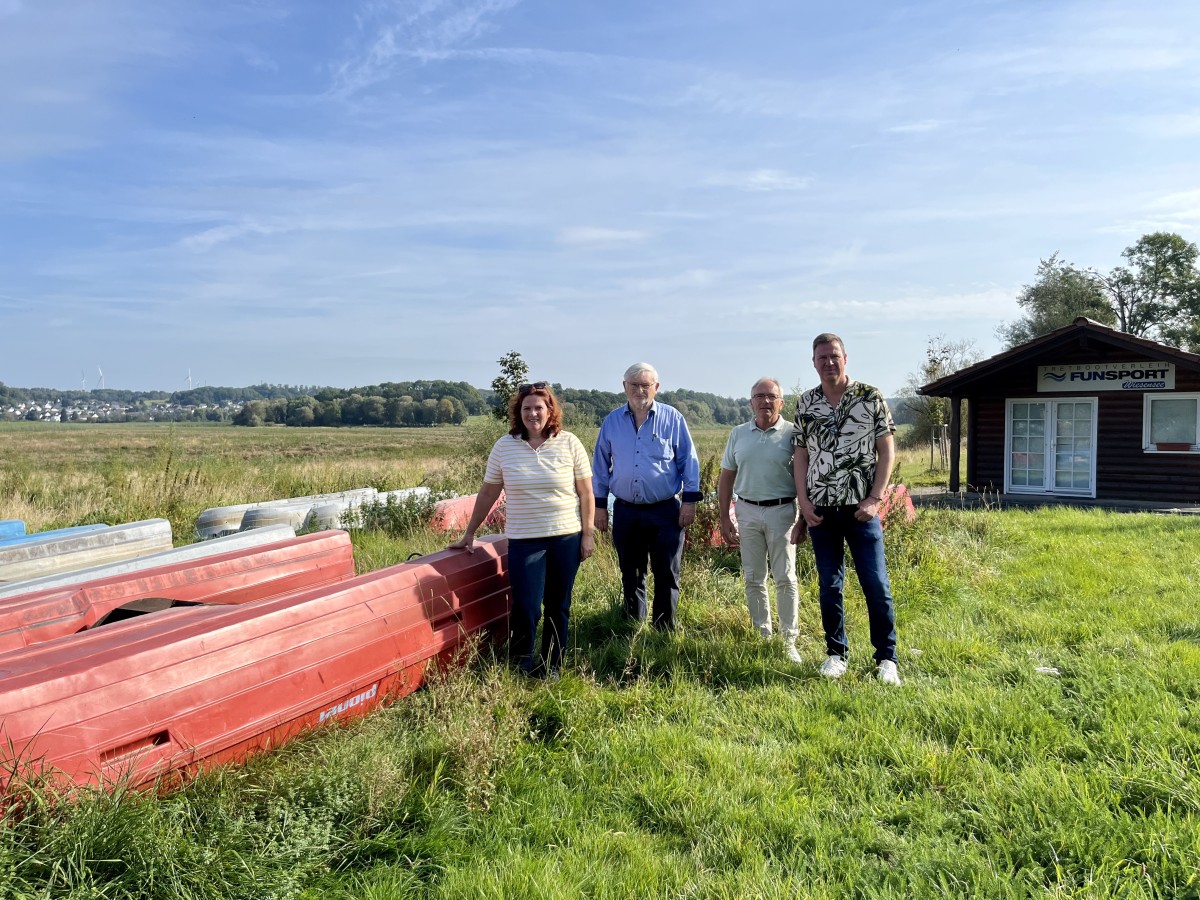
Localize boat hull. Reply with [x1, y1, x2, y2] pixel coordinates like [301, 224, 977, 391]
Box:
[0, 531, 355, 652]
[0, 524, 108, 549]
[430, 493, 505, 532]
[0, 537, 510, 792]
[0, 520, 174, 583]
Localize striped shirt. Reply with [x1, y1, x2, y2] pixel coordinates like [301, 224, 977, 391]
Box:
[484, 431, 593, 539]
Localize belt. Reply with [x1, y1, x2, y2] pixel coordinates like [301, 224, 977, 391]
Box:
[738, 497, 795, 507]
[614, 497, 676, 507]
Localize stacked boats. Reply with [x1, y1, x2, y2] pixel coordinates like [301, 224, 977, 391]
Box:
[0, 513, 511, 793]
[193, 486, 502, 538]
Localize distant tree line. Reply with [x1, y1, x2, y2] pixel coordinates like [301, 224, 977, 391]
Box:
[232, 380, 754, 429]
[233, 381, 484, 428]
[0, 382, 319, 408]
[173, 385, 322, 406]
[552, 387, 748, 428]
[2, 375, 762, 431]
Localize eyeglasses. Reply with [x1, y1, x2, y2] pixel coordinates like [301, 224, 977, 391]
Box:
[625, 382, 656, 391]
[518, 382, 548, 395]
[752, 393, 781, 402]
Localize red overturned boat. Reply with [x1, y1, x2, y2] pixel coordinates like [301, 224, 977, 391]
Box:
[0, 536, 510, 792]
[430, 492, 504, 532]
[0, 531, 356, 652]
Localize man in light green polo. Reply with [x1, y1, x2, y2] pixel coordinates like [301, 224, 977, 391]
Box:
[718, 377, 803, 663]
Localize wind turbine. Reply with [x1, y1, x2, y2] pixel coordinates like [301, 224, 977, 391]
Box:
[97, 366, 105, 390]
[80, 369, 87, 392]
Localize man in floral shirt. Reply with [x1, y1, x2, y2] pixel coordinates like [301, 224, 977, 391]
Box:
[790, 333, 901, 686]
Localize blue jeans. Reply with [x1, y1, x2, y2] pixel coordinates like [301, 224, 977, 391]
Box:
[508, 532, 582, 673]
[809, 505, 897, 663]
[611, 498, 684, 630]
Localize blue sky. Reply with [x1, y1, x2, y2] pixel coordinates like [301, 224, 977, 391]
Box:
[3, 0, 1199, 397]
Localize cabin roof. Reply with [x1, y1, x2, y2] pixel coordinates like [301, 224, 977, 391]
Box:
[920, 317, 1200, 397]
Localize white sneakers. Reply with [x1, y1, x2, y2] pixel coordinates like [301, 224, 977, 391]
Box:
[817, 655, 903, 685]
[876, 659, 902, 686]
[785, 645, 803, 664]
[818, 655, 848, 679]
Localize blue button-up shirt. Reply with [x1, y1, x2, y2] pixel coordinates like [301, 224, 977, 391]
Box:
[592, 401, 703, 505]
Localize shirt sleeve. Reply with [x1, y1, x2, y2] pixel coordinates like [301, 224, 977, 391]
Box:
[675, 414, 703, 503]
[483, 438, 506, 485]
[719, 427, 738, 472]
[591, 416, 612, 502]
[792, 395, 808, 447]
[569, 433, 593, 480]
[871, 390, 896, 437]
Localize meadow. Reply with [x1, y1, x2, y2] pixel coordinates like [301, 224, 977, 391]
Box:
[0, 422, 1197, 899]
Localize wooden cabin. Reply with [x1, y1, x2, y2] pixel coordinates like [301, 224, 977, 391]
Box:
[919, 317, 1200, 504]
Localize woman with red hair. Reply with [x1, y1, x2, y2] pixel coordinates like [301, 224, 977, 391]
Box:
[450, 383, 594, 678]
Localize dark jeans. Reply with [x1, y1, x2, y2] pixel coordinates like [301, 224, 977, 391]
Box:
[809, 505, 897, 663]
[508, 532, 582, 673]
[612, 498, 684, 630]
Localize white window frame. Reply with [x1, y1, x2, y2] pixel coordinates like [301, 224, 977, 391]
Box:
[1004, 397, 1098, 498]
[1142, 392, 1200, 453]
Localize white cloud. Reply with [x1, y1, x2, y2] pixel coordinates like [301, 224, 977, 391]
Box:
[180, 221, 291, 251]
[330, 0, 523, 95]
[886, 119, 943, 134]
[705, 168, 811, 192]
[621, 269, 716, 294]
[557, 227, 648, 247]
[1136, 113, 1200, 138]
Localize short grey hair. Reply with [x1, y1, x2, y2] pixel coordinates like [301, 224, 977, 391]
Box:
[752, 376, 783, 396]
[624, 362, 658, 383]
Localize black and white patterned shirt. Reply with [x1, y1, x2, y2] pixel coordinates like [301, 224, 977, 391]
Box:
[793, 381, 895, 506]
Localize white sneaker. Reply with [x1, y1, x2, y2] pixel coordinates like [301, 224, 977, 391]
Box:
[876, 659, 901, 686]
[785, 645, 802, 664]
[819, 655, 848, 679]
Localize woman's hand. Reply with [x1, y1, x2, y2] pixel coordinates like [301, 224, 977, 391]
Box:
[448, 533, 476, 553]
[580, 532, 595, 561]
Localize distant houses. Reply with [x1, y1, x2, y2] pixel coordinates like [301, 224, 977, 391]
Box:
[0, 398, 242, 423]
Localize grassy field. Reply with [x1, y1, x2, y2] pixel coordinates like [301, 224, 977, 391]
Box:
[0, 423, 1196, 899]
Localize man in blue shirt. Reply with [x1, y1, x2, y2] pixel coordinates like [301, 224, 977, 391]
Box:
[593, 363, 702, 630]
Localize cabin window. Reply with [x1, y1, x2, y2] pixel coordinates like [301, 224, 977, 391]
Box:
[1005, 398, 1097, 496]
[1144, 393, 1200, 452]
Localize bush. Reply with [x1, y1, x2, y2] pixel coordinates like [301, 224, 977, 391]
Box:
[348, 490, 447, 538]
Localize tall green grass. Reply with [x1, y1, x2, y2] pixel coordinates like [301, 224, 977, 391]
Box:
[0, 426, 1195, 898]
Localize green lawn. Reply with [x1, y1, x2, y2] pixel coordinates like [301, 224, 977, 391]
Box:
[1, 425, 1192, 899]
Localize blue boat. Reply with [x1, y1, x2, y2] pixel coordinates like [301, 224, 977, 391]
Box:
[0, 524, 108, 548]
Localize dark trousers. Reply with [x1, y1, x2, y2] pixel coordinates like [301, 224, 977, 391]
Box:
[508, 532, 582, 672]
[612, 498, 684, 629]
[809, 505, 898, 663]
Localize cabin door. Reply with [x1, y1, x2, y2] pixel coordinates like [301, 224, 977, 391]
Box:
[1005, 398, 1097, 497]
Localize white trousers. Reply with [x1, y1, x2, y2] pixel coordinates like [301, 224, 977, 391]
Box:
[735, 499, 799, 643]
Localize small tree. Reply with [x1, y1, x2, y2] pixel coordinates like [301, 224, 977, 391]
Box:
[490, 350, 529, 420]
[897, 335, 982, 447]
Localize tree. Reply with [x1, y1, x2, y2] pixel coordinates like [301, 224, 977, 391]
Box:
[997, 253, 1114, 348]
[897, 335, 983, 447]
[490, 351, 529, 420]
[1096, 232, 1200, 348]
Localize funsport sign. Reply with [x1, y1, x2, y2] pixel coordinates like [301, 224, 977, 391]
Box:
[1037, 361, 1175, 393]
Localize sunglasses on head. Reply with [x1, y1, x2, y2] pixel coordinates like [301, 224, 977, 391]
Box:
[518, 381, 548, 395]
